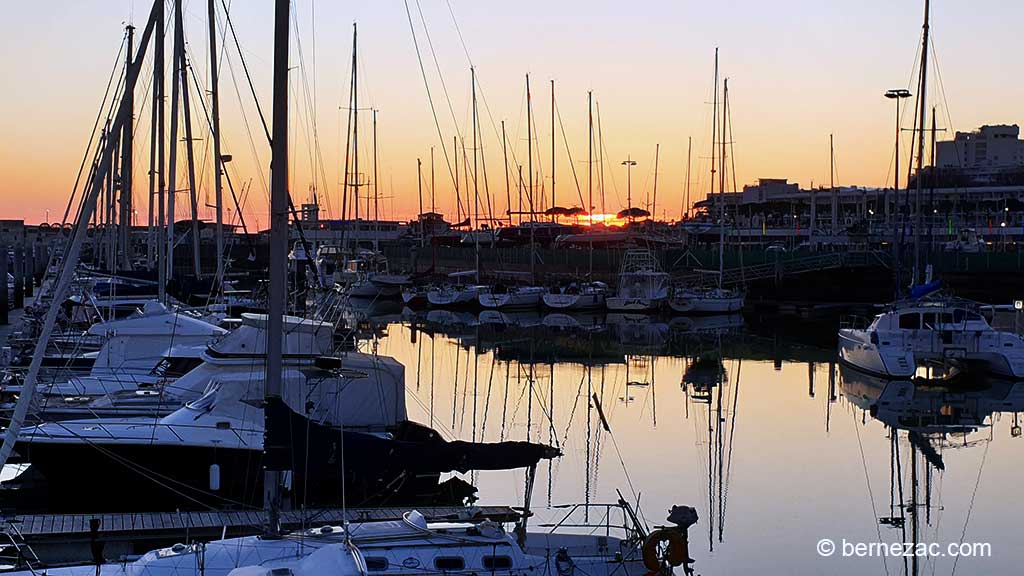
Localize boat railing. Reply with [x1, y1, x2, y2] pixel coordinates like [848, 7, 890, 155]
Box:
[839, 315, 872, 330]
[537, 499, 647, 543]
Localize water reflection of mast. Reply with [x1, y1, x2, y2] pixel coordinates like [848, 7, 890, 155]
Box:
[682, 335, 740, 550]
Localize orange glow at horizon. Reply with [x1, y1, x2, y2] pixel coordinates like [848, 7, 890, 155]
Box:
[2, 2, 1020, 225]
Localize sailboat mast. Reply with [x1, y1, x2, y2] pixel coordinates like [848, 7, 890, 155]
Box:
[340, 24, 354, 255]
[653, 143, 660, 220]
[526, 74, 535, 281]
[597, 101, 605, 215]
[550, 79, 555, 221]
[913, 0, 931, 285]
[431, 145, 435, 213]
[502, 121, 511, 225]
[527, 73, 532, 224]
[166, 0, 184, 283]
[472, 67, 480, 283]
[352, 23, 360, 246]
[175, 0, 201, 279]
[373, 108, 379, 251]
[710, 49, 718, 209]
[265, 0, 291, 536]
[684, 136, 691, 220]
[208, 0, 225, 286]
[830, 134, 836, 232]
[119, 24, 135, 272]
[587, 91, 593, 217]
[155, 0, 165, 301]
[417, 158, 424, 247]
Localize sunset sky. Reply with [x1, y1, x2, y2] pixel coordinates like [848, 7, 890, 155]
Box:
[1, 0, 1021, 226]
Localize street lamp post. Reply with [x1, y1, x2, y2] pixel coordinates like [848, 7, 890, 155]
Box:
[884, 89, 912, 226]
[622, 156, 637, 222]
[885, 88, 912, 296]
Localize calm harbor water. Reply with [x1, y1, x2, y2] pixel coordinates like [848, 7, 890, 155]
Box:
[354, 306, 1024, 575]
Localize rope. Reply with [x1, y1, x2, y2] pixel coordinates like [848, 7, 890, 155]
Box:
[950, 439, 989, 575]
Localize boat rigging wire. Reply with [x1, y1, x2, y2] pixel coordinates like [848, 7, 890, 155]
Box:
[403, 0, 459, 194]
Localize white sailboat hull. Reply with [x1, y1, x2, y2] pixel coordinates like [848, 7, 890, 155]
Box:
[427, 286, 480, 307]
[542, 291, 606, 310]
[605, 296, 665, 313]
[668, 292, 745, 314]
[478, 287, 546, 309]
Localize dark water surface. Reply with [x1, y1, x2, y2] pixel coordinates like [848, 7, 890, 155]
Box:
[358, 307, 1023, 575]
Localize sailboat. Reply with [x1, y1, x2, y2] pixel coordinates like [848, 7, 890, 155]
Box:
[670, 52, 744, 315]
[335, 25, 408, 300]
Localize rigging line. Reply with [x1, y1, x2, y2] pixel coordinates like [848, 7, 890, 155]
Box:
[61, 29, 130, 229]
[290, 5, 331, 215]
[554, 97, 586, 209]
[950, 439, 989, 576]
[852, 408, 890, 576]
[404, 0, 459, 192]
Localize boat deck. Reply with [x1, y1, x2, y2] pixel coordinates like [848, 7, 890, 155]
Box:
[3, 505, 520, 540]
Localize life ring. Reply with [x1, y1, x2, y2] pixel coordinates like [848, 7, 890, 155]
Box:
[642, 528, 688, 571]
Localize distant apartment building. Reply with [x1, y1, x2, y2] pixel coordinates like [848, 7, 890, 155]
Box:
[935, 124, 1024, 180]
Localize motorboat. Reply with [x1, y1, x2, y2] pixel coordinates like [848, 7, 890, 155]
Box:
[838, 297, 1024, 379]
[478, 285, 546, 310]
[605, 250, 670, 313]
[668, 287, 744, 314]
[543, 281, 608, 310]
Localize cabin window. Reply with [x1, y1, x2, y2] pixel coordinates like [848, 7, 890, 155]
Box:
[899, 313, 920, 330]
[939, 313, 954, 324]
[434, 557, 466, 571]
[922, 313, 938, 328]
[364, 557, 389, 571]
[483, 556, 513, 570]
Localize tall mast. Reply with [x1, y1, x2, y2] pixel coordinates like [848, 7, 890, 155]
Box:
[119, 24, 135, 272]
[830, 134, 836, 233]
[527, 74, 535, 280]
[166, 0, 184, 283]
[652, 143, 660, 220]
[454, 135, 460, 223]
[176, 0, 201, 279]
[471, 67, 480, 282]
[710, 49, 718, 211]
[339, 23, 355, 255]
[550, 79, 555, 220]
[527, 73, 532, 224]
[209, 0, 225, 286]
[265, 0, 291, 536]
[372, 108, 379, 251]
[684, 136, 692, 220]
[597, 101, 605, 215]
[417, 158, 424, 247]
[502, 121, 511, 225]
[430, 146, 435, 213]
[587, 91, 593, 218]
[718, 78, 728, 285]
[352, 23, 360, 247]
[913, 0, 931, 285]
[153, 0, 166, 290]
